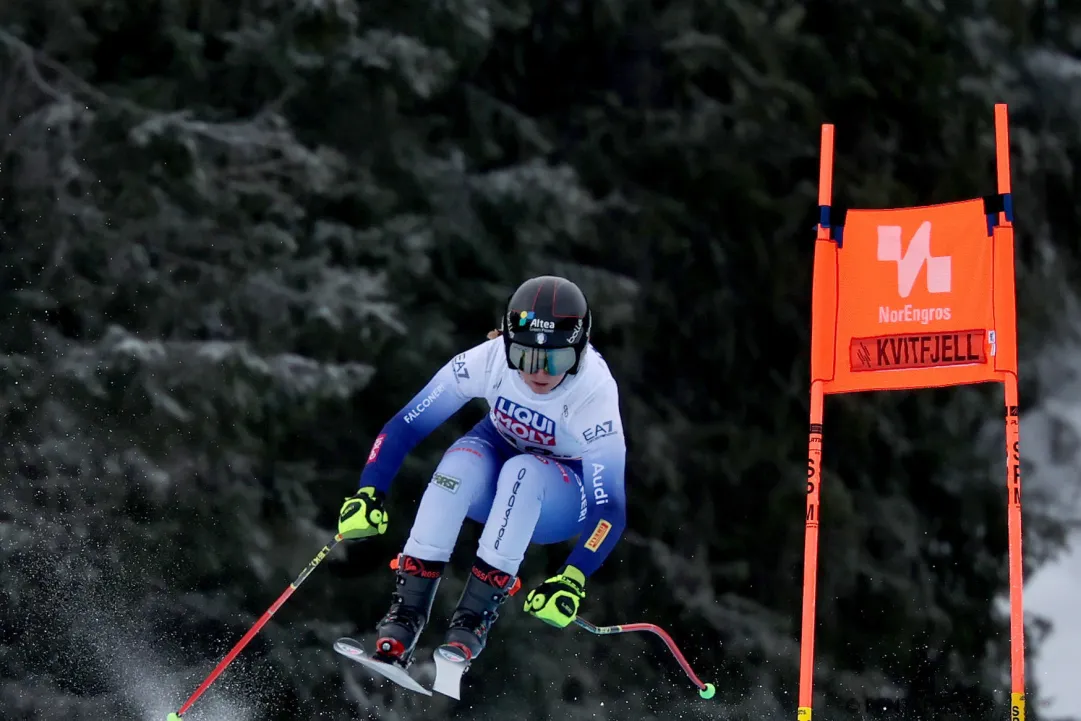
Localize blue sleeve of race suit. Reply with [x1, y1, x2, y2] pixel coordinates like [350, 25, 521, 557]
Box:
[357, 363, 470, 494]
[357, 339, 497, 493]
[564, 440, 627, 578]
[562, 390, 628, 578]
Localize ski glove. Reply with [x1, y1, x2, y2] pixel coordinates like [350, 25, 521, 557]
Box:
[338, 487, 388, 540]
[523, 565, 586, 628]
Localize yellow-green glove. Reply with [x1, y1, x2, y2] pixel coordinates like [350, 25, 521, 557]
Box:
[523, 565, 586, 628]
[338, 487, 388, 540]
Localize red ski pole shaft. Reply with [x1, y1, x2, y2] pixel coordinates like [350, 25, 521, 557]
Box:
[171, 534, 344, 719]
[573, 616, 715, 698]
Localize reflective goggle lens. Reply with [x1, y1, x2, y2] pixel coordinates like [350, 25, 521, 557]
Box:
[507, 343, 577, 375]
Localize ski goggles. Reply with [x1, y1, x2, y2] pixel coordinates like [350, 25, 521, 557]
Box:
[507, 342, 578, 376]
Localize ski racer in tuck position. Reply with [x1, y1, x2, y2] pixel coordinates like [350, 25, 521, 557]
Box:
[336, 275, 628, 669]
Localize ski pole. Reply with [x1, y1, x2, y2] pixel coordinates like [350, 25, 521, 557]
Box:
[573, 616, 716, 699]
[167, 533, 345, 720]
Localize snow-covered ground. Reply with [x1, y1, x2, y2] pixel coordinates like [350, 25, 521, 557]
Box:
[1029, 553, 1080, 719]
[1019, 40, 1081, 721]
[1013, 341, 1081, 721]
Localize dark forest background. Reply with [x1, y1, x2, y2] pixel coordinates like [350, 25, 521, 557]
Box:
[2, 1, 1081, 720]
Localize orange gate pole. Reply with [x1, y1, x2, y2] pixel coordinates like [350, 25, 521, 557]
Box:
[797, 122, 834, 721]
[994, 102, 1027, 721]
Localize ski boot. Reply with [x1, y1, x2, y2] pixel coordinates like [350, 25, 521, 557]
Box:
[372, 553, 444, 666]
[440, 558, 520, 662]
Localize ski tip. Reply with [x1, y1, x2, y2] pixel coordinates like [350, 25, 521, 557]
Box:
[432, 646, 469, 700]
[166, 714, 182, 721]
[699, 682, 716, 700]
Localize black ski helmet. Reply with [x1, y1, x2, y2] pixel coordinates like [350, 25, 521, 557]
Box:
[500, 275, 592, 375]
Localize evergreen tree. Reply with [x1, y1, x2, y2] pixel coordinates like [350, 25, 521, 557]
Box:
[1, 1, 1078, 719]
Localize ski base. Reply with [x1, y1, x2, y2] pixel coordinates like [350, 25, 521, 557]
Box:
[333, 637, 433, 696]
[431, 644, 471, 700]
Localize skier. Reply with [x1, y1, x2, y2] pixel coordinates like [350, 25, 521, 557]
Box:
[336, 275, 627, 669]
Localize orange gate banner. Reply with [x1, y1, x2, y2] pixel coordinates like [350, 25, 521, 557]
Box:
[810, 198, 1018, 393]
[797, 103, 1025, 721]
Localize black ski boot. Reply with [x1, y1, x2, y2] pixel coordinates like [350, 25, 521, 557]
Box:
[373, 554, 443, 666]
[441, 558, 519, 662]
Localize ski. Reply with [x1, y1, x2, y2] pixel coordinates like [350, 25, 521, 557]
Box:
[333, 637, 433, 696]
[431, 643, 471, 700]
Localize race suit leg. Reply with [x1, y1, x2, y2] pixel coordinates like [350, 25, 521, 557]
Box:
[440, 451, 587, 659]
[476, 454, 587, 577]
[401, 417, 515, 562]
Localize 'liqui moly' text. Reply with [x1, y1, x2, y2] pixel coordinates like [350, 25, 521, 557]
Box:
[492, 397, 557, 446]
